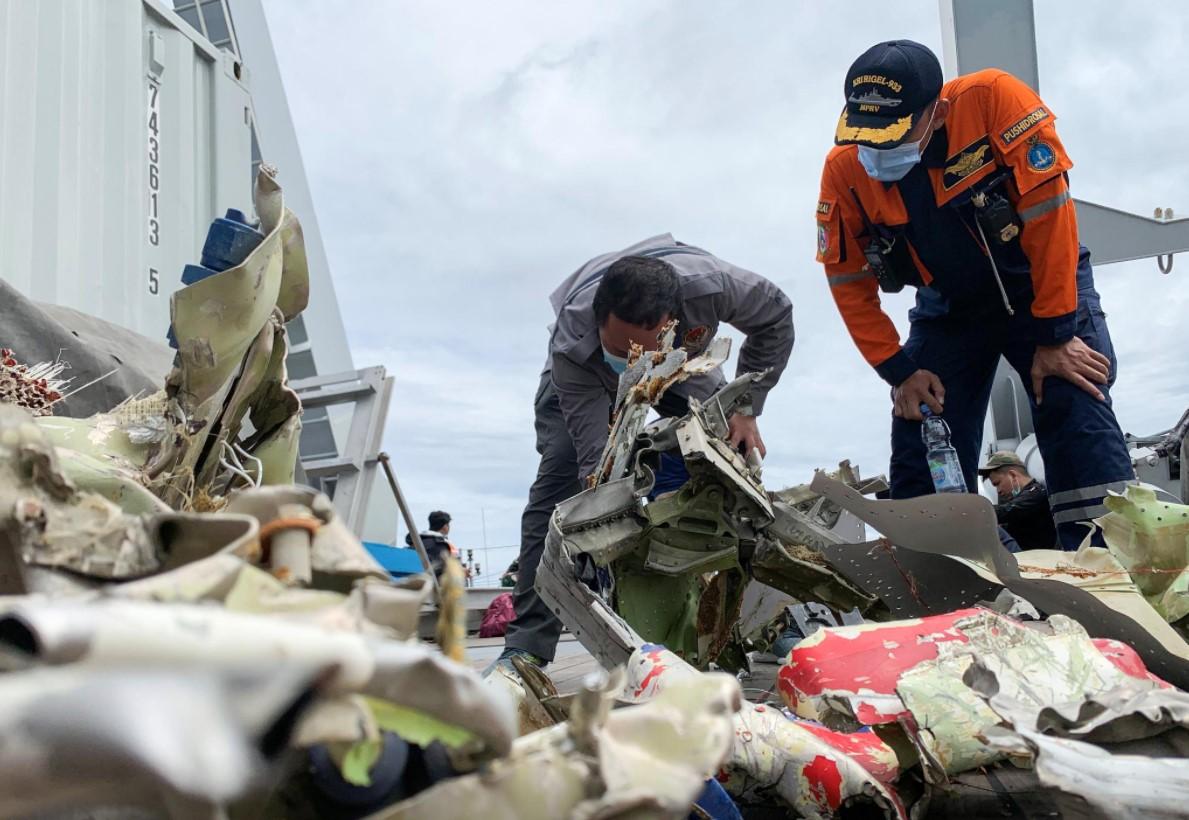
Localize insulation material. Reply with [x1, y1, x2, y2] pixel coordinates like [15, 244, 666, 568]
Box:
[1099, 484, 1189, 623]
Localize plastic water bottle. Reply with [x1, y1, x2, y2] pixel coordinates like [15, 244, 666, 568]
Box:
[920, 403, 967, 494]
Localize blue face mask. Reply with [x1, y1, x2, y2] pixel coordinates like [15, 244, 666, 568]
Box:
[602, 348, 628, 374]
[856, 104, 938, 182]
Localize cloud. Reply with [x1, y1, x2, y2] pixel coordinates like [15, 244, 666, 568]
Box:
[262, 0, 1189, 556]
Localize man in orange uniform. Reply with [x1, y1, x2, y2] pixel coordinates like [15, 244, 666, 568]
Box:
[815, 40, 1134, 549]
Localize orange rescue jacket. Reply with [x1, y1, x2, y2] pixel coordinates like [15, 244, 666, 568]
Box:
[816, 69, 1079, 386]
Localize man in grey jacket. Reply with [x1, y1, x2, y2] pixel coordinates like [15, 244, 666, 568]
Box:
[492, 234, 795, 673]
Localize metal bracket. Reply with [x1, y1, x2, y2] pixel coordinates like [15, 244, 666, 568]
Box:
[942, 0, 1189, 269]
[290, 366, 393, 537]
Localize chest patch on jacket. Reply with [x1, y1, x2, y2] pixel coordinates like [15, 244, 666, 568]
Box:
[943, 136, 992, 190]
[683, 325, 710, 350]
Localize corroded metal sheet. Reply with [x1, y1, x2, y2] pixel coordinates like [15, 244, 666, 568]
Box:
[818, 539, 1002, 618]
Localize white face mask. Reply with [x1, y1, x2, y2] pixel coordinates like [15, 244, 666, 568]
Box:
[856, 102, 938, 182]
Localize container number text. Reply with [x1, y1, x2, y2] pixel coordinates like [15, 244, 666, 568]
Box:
[147, 79, 161, 299]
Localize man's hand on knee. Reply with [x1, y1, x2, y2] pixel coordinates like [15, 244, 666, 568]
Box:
[893, 369, 945, 421]
[1031, 337, 1110, 405]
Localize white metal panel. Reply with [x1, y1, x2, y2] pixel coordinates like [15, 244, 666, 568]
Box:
[0, 0, 252, 342]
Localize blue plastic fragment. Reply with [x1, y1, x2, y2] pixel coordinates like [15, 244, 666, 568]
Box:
[691, 778, 742, 820]
[200, 207, 264, 273]
[649, 451, 691, 499]
[168, 208, 265, 347]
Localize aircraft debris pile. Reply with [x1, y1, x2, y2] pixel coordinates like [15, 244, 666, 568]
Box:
[528, 329, 1189, 818]
[0, 170, 758, 820]
[4, 175, 1189, 819]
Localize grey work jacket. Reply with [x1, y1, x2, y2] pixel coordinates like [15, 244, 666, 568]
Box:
[546, 234, 794, 482]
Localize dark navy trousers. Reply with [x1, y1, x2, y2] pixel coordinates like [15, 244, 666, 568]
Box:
[503, 374, 582, 662]
[889, 252, 1135, 550]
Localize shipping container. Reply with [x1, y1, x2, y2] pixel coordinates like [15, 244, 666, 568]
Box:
[0, 0, 252, 341]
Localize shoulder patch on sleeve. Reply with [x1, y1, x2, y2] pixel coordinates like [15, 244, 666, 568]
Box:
[1025, 136, 1057, 171]
[815, 197, 841, 264]
[1000, 106, 1050, 146]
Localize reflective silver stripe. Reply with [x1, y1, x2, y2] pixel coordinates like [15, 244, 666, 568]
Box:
[1049, 480, 1133, 507]
[1019, 189, 1072, 223]
[828, 272, 871, 287]
[1053, 503, 1109, 524]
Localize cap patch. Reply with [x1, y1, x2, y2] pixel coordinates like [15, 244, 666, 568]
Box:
[1026, 137, 1057, 172]
[848, 88, 903, 113]
[1000, 107, 1050, 146]
[942, 136, 992, 190]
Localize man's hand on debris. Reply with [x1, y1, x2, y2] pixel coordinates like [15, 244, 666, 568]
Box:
[1031, 337, 1110, 405]
[893, 369, 944, 421]
[728, 413, 766, 459]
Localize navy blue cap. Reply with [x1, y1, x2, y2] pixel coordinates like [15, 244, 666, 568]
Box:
[835, 40, 943, 148]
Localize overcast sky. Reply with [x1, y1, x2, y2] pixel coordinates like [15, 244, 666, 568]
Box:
[262, 1, 1189, 579]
